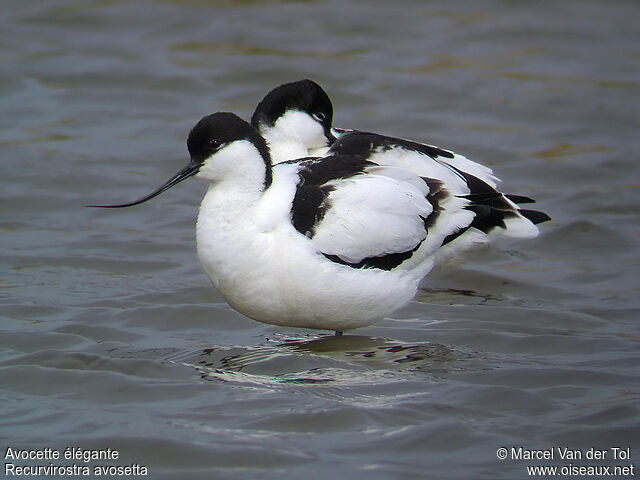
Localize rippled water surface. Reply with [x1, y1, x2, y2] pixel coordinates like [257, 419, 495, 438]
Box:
[2, 1, 639, 478]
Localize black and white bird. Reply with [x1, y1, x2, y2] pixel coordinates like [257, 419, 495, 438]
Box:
[92, 92, 549, 334]
[251, 79, 339, 164]
[251, 79, 550, 257]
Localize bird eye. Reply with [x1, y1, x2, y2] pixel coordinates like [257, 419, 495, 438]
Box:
[208, 139, 222, 149]
[313, 112, 326, 122]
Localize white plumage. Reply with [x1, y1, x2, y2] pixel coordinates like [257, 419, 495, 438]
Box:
[92, 82, 549, 334]
[310, 169, 431, 263]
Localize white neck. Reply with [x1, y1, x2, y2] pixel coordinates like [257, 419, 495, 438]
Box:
[196, 139, 269, 189]
[265, 137, 310, 164]
[260, 110, 327, 164]
[195, 177, 264, 292]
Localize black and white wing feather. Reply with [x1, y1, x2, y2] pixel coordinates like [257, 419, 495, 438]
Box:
[329, 131, 550, 243]
[289, 155, 474, 271]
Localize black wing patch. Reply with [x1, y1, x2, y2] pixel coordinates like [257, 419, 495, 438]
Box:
[518, 209, 551, 225]
[442, 168, 550, 245]
[505, 194, 536, 204]
[422, 177, 447, 232]
[323, 245, 420, 271]
[291, 155, 374, 237]
[329, 131, 455, 160]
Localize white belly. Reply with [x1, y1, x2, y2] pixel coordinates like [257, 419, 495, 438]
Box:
[197, 215, 423, 331]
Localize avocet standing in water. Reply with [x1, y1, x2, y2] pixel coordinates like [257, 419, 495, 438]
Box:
[93, 110, 549, 334]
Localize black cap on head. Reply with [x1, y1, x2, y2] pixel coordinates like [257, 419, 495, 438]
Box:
[250, 79, 334, 134]
[188, 112, 271, 166]
[87, 112, 273, 209]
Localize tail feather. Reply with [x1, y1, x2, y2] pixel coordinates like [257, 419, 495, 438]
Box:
[518, 209, 551, 225]
[505, 194, 536, 204]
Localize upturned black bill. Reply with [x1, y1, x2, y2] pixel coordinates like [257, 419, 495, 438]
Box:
[88, 161, 199, 208]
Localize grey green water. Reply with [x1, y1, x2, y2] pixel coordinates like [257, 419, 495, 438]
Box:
[2, 1, 639, 478]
